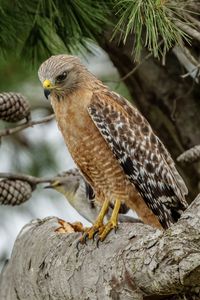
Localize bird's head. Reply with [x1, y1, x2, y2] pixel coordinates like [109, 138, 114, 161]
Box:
[44, 170, 81, 203]
[45, 179, 68, 195]
[38, 54, 88, 100]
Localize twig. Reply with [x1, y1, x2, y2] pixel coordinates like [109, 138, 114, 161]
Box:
[0, 172, 53, 185]
[181, 63, 200, 79]
[180, 44, 199, 67]
[103, 52, 152, 85]
[186, 14, 200, 31]
[187, 1, 200, 13]
[175, 20, 200, 43]
[0, 114, 55, 138]
[102, 52, 153, 84]
[120, 51, 154, 81]
[103, 41, 164, 85]
[172, 45, 200, 83]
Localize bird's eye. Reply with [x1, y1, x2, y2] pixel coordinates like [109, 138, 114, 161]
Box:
[56, 71, 67, 83]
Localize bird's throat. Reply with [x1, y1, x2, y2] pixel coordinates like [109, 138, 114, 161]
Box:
[51, 89, 94, 150]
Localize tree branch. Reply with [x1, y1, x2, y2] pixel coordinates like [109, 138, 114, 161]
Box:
[0, 114, 55, 138]
[177, 145, 200, 164]
[0, 172, 53, 185]
[0, 194, 200, 299]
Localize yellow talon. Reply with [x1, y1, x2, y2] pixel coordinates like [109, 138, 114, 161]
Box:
[80, 198, 121, 243]
[80, 198, 110, 241]
[99, 198, 121, 241]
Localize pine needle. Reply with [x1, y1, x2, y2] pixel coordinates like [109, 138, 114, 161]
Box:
[112, 0, 191, 60]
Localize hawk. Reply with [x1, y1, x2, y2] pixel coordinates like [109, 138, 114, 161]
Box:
[38, 55, 188, 241]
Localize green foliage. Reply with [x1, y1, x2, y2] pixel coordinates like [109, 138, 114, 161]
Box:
[0, 7, 16, 56]
[0, 0, 197, 64]
[0, 57, 34, 90]
[112, 0, 190, 60]
[0, 0, 109, 65]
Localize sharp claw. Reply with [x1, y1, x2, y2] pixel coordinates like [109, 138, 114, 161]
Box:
[92, 230, 99, 242]
[75, 199, 120, 249]
[96, 237, 101, 248]
[83, 235, 88, 244]
[76, 231, 88, 253]
[76, 239, 83, 258]
[76, 240, 81, 252]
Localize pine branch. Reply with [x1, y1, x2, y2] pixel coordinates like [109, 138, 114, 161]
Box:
[0, 0, 199, 63]
[0, 0, 110, 64]
[111, 0, 198, 60]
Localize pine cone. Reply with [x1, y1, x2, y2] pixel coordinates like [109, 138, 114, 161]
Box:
[0, 179, 33, 205]
[0, 92, 31, 122]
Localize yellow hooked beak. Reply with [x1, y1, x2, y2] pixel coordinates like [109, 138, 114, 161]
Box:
[42, 79, 54, 99]
[43, 79, 53, 89]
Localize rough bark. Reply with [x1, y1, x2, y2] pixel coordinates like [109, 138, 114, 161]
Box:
[99, 34, 200, 200]
[0, 194, 200, 300]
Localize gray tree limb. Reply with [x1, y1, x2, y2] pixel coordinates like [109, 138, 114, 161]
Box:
[0, 114, 54, 138]
[177, 145, 200, 164]
[0, 194, 200, 300]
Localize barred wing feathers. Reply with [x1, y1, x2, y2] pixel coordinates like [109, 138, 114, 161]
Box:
[87, 91, 188, 229]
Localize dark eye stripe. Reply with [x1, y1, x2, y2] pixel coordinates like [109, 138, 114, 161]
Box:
[56, 71, 67, 83]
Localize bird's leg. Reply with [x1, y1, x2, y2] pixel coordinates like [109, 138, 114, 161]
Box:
[82, 198, 110, 240]
[98, 198, 121, 242]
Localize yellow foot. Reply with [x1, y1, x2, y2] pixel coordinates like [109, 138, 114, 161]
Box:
[98, 219, 118, 242]
[79, 198, 121, 246]
[55, 219, 84, 234]
[97, 198, 121, 244]
[79, 198, 110, 244]
[80, 220, 104, 242]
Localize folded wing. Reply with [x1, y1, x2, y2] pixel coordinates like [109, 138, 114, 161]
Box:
[88, 91, 188, 229]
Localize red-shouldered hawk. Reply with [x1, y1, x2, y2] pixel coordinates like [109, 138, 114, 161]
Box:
[38, 55, 188, 241]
